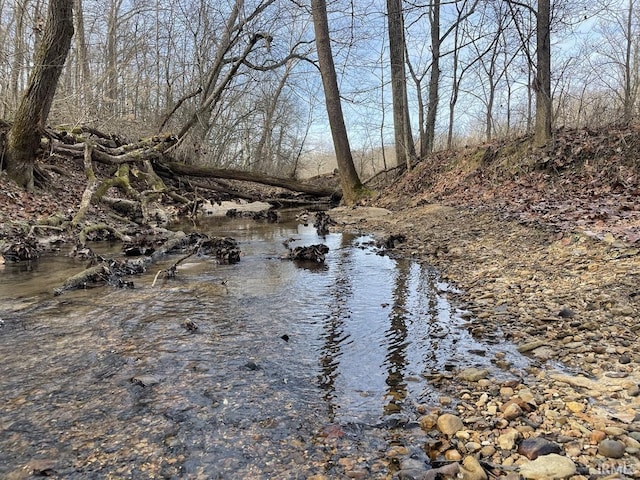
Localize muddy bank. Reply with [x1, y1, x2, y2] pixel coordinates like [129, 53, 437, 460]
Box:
[330, 204, 640, 478]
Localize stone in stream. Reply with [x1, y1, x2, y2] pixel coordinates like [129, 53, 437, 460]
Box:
[517, 340, 547, 353]
[518, 454, 576, 479]
[597, 439, 626, 458]
[243, 361, 261, 371]
[419, 413, 438, 431]
[130, 375, 161, 387]
[397, 461, 460, 480]
[181, 318, 199, 332]
[518, 437, 562, 460]
[457, 367, 489, 382]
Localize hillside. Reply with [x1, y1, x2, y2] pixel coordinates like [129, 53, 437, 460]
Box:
[377, 125, 640, 244]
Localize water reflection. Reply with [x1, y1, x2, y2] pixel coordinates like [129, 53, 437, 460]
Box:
[383, 259, 410, 415]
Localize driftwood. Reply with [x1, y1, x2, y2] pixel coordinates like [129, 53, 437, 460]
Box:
[152, 250, 196, 286]
[55, 232, 242, 295]
[313, 211, 336, 236]
[55, 231, 189, 294]
[286, 244, 329, 263]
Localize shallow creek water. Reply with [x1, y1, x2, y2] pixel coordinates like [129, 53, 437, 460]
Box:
[0, 213, 527, 479]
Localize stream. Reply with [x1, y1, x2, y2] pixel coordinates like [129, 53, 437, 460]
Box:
[0, 212, 528, 479]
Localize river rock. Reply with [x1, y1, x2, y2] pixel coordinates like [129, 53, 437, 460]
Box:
[445, 449, 463, 461]
[498, 428, 520, 450]
[130, 374, 161, 387]
[502, 403, 523, 421]
[458, 367, 489, 382]
[518, 454, 576, 479]
[565, 401, 585, 413]
[603, 426, 626, 436]
[597, 439, 626, 458]
[437, 413, 464, 436]
[398, 462, 461, 480]
[397, 469, 427, 480]
[459, 455, 487, 480]
[518, 437, 562, 460]
[419, 413, 439, 430]
[517, 340, 547, 353]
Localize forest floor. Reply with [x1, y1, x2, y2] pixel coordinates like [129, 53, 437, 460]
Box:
[1, 125, 640, 478]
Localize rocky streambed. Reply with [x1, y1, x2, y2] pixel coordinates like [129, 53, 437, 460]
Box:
[328, 204, 640, 479]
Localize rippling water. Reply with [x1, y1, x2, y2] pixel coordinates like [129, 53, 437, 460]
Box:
[0, 213, 525, 479]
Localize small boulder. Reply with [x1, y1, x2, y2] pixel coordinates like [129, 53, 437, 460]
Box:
[597, 439, 626, 459]
[437, 413, 464, 437]
[518, 437, 562, 460]
[519, 454, 576, 479]
[497, 428, 520, 450]
[457, 367, 489, 382]
[459, 455, 487, 480]
[502, 403, 523, 421]
[419, 413, 439, 431]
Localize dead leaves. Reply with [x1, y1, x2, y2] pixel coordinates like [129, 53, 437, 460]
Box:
[383, 125, 640, 245]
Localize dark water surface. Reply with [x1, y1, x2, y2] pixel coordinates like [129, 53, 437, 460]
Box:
[0, 214, 525, 479]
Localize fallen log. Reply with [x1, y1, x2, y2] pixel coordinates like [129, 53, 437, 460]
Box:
[55, 231, 189, 295]
[54, 264, 111, 293]
[158, 161, 341, 198]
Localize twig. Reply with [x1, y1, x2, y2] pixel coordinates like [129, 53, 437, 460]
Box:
[150, 248, 199, 287]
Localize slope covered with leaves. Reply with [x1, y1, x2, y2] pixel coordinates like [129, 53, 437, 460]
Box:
[378, 125, 640, 245]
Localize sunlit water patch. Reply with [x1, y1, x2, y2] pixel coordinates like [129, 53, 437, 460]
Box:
[0, 215, 527, 478]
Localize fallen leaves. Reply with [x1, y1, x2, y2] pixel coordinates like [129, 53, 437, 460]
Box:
[380, 125, 640, 245]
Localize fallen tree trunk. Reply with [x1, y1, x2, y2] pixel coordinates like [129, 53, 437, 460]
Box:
[158, 161, 341, 198]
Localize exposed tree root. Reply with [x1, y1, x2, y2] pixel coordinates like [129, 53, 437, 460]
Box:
[72, 144, 98, 226]
[78, 223, 130, 246]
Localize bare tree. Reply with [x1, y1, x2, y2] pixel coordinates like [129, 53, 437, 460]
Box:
[310, 0, 363, 204]
[10, 0, 30, 112]
[406, 0, 478, 155]
[5, 0, 74, 190]
[387, 0, 416, 168]
[534, 0, 552, 146]
[587, 0, 639, 124]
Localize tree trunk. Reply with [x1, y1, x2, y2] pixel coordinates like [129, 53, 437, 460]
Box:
[310, 0, 363, 205]
[623, 0, 634, 125]
[425, 0, 441, 155]
[534, 0, 552, 147]
[10, 0, 29, 111]
[387, 0, 416, 169]
[6, 0, 74, 190]
[105, 0, 122, 116]
[73, 0, 91, 109]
